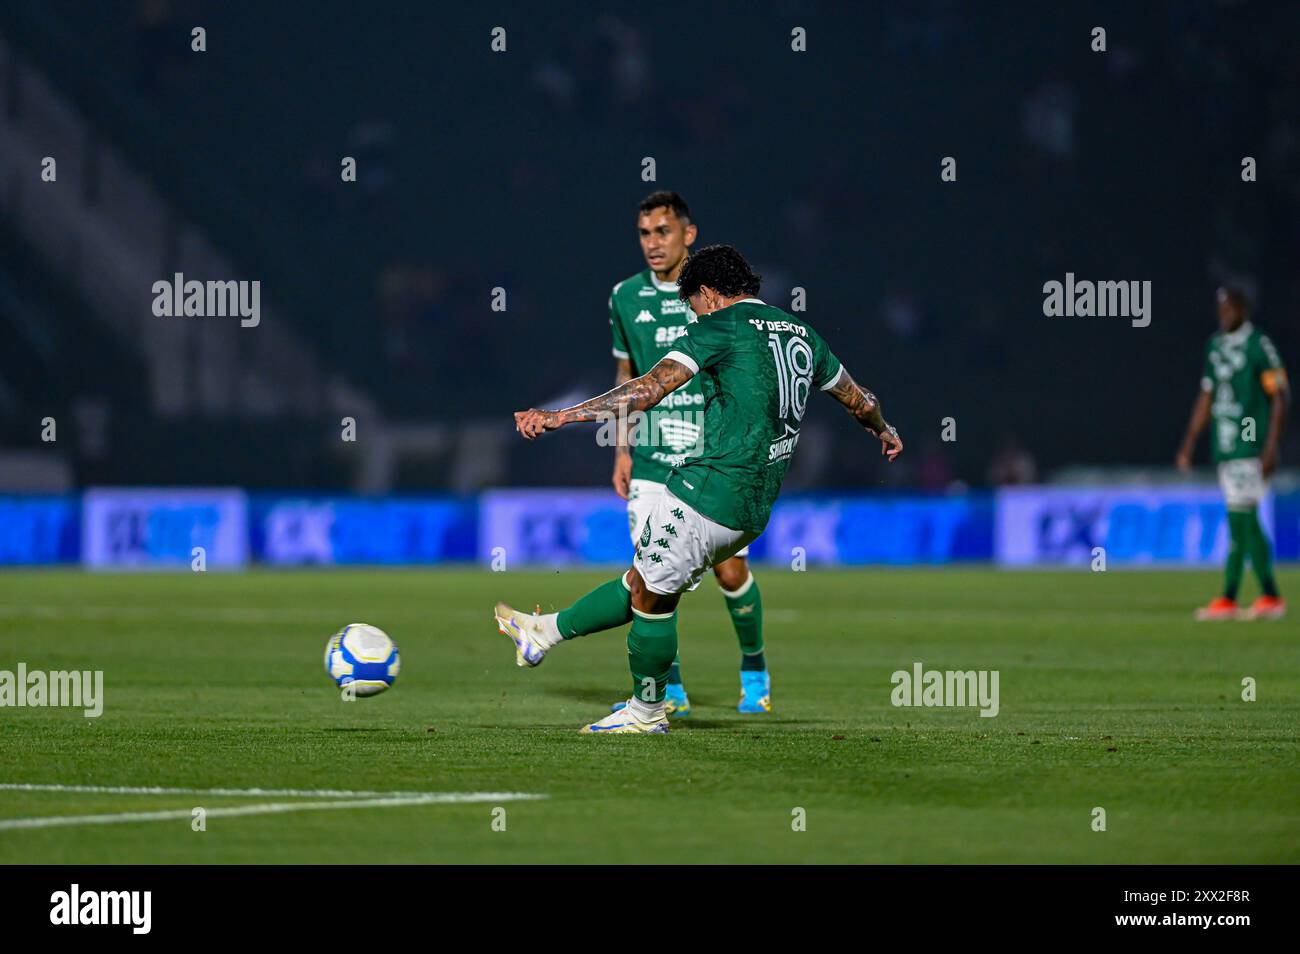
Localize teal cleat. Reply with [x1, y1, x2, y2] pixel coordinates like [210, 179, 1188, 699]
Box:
[664, 683, 691, 717]
[738, 670, 771, 713]
[610, 683, 691, 718]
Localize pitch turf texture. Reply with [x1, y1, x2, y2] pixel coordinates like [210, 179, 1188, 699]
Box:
[0, 568, 1296, 864]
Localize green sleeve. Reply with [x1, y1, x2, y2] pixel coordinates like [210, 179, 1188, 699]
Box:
[609, 287, 629, 361]
[1255, 332, 1288, 397]
[1257, 333, 1284, 372]
[810, 327, 844, 391]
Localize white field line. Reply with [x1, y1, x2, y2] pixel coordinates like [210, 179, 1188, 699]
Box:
[0, 783, 539, 799]
[0, 792, 544, 832]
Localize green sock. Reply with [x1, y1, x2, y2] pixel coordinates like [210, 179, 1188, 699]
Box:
[1244, 508, 1280, 598]
[667, 656, 683, 687]
[628, 608, 678, 703]
[1224, 510, 1248, 601]
[556, 576, 633, 639]
[722, 572, 765, 671]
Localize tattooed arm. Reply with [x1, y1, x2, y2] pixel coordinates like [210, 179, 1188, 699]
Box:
[515, 357, 694, 440]
[825, 367, 903, 461]
[611, 357, 634, 498]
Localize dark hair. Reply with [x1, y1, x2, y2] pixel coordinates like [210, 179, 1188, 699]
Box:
[637, 190, 691, 223]
[677, 244, 762, 300]
[1217, 283, 1252, 311]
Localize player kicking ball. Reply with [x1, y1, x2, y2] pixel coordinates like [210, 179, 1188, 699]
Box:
[606, 191, 766, 717]
[494, 245, 902, 733]
[1176, 285, 1289, 621]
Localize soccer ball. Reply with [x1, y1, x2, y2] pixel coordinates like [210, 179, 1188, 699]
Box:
[324, 623, 400, 697]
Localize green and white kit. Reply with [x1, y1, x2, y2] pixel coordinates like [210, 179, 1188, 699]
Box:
[611, 269, 751, 561]
[629, 298, 843, 593]
[1200, 321, 1286, 509]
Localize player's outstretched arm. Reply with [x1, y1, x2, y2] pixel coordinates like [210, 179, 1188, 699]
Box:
[1175, 390, 1212, 472]
[514, 357, 694, 440]
[611, 357, 634, 498]
[825, 367, 902, 461]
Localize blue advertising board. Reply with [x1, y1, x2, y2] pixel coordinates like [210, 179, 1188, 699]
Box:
[477, 490, 992, 566]
[81, 488, 249, 569]
[994, 486, 1276, 566]
[250, 497, 476, 564]
[0, 496, 79, 565]
[1, 486, 1296, 568]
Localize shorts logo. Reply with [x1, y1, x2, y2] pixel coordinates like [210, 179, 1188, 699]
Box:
[671, 507, 685, 520]
[655, 538, 671, 550]
[661, 523, 677, 537]
[648, 552, 663, 563]
[639, 520, 652, 549]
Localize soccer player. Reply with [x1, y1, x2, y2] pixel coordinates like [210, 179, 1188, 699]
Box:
[607, 191, 767, 717]
[1176, 285, 1289, 620]
[495, 245, 902, 733]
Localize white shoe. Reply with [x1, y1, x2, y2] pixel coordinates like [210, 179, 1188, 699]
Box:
[580, 700, 669, 734]
[493, 601, 548, 667]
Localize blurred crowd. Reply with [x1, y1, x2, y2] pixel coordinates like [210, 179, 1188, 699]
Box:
[3, 0, 1296, 488]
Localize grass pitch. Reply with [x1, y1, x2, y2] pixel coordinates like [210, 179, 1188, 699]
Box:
[0, 567, 1296, 864]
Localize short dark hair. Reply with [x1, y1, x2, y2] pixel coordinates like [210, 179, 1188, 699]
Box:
[638, 190, 691, 223]
[677, 244, 762, 300]
[1217, 283, 1253, 311]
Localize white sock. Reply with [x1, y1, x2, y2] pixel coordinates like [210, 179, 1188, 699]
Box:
[628, 695, 666, 722]
[534, 613, 564, 649]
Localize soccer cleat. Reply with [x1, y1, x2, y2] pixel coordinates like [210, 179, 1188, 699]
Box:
[581, 701, 670, 734]
[610, 683, 690, 717]
[1194, 597, 1240, 621]
[493, 601, 548, 667]
[1244, 595, 1286, 621]
[738, 670, 771, 713]
[664, 683, 690, 717]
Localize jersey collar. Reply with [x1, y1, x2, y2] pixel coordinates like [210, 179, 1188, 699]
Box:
[650, 272, 679, 293]
[1221, 321, 1254, 345]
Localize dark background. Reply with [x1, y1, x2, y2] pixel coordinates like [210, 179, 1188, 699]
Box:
[1, 0, 1296, 491]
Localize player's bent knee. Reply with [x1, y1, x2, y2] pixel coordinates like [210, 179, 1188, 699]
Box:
[625, 566, 646, 600]
[713, 557, 750, 593]
[628, 568, 679, 616]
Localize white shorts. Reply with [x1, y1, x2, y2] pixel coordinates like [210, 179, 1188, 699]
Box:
[628, 479, 749, 558]
[1218, 458, 1267, 511]
[632, 484, 758, 596]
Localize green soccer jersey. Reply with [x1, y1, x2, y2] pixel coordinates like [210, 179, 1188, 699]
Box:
[662, 299, 843, 533]
[609, 269, 705, 483]
[1200, 322, 1287, 463]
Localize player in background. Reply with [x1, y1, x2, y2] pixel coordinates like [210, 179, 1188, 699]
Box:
[607, 191, 767, 716]
[1176, 285, 1289, 620]
[495, 245, 902, 733]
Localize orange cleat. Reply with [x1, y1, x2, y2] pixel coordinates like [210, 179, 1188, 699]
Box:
[1244, 595, 1286, 621]
[1194, 596, 1240, 621]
